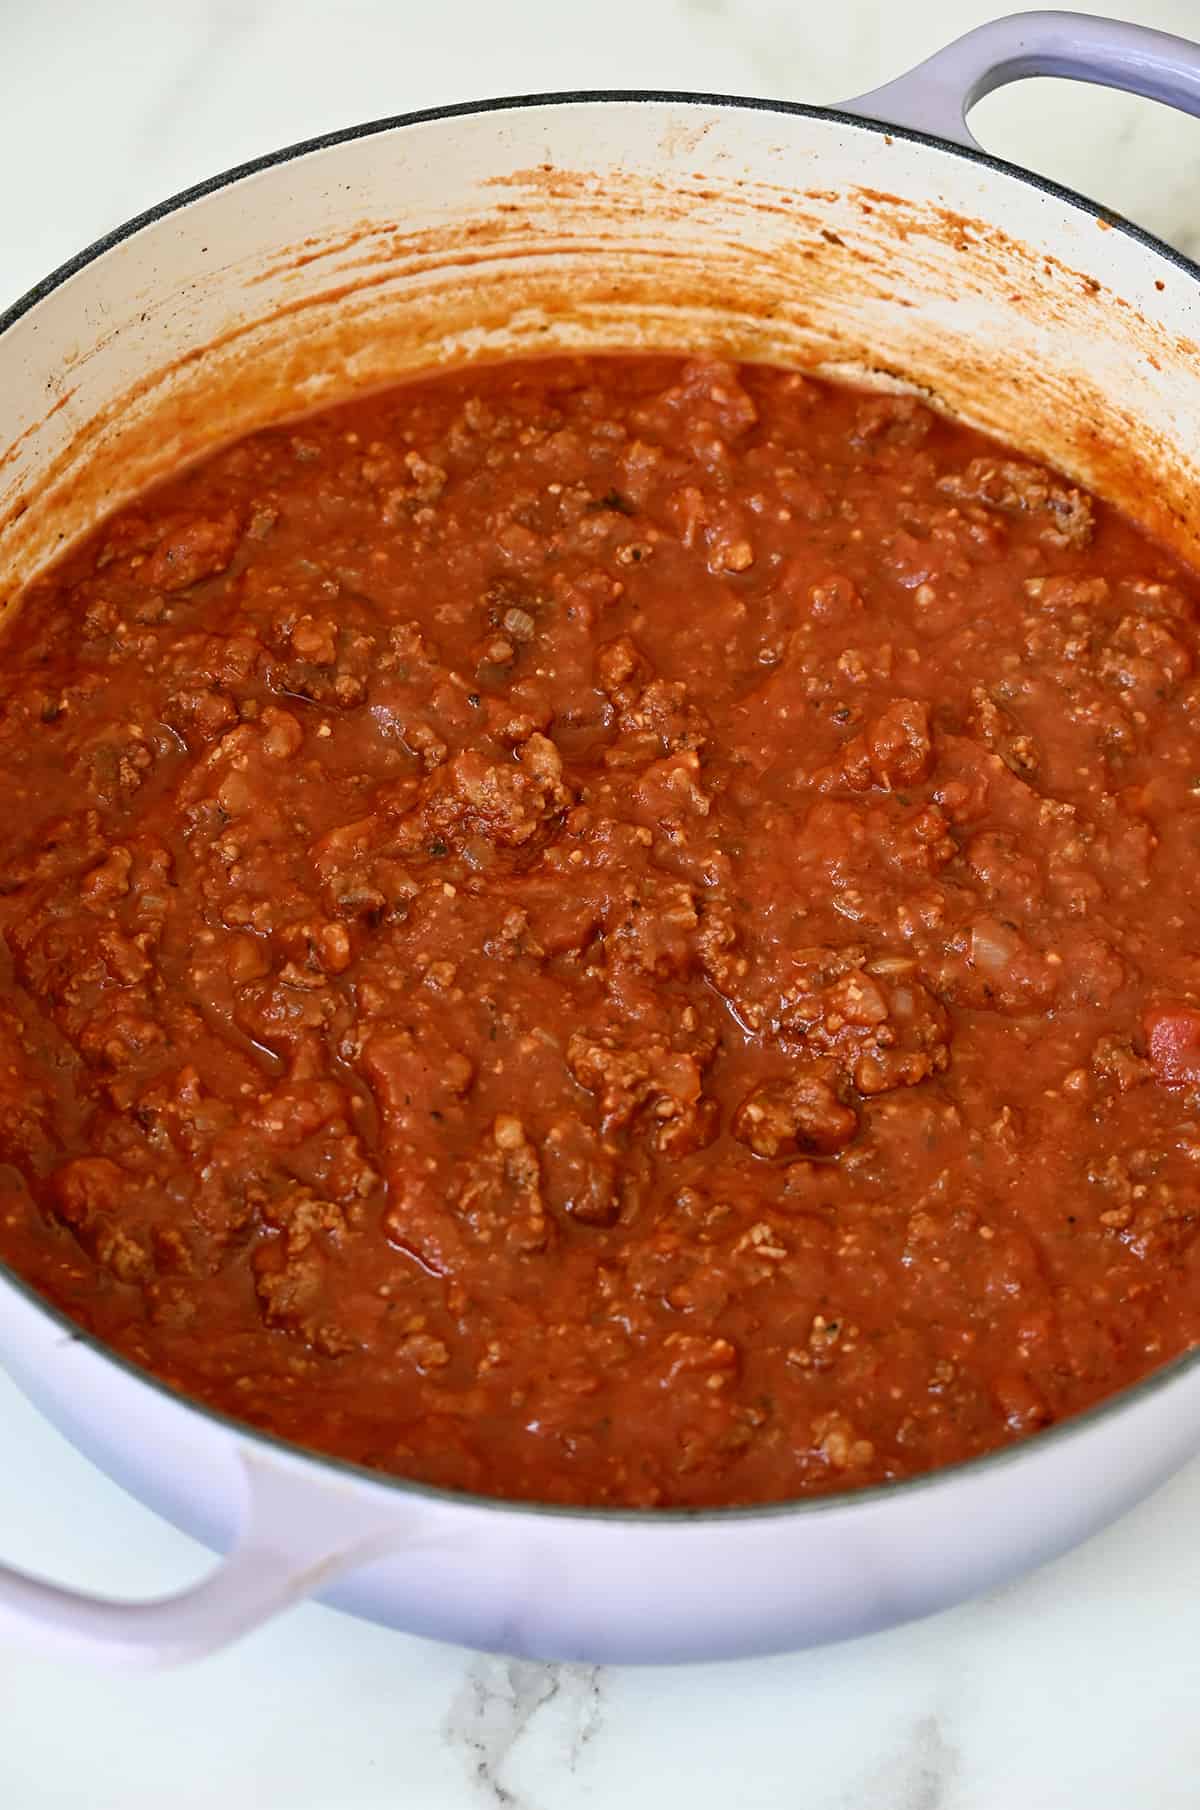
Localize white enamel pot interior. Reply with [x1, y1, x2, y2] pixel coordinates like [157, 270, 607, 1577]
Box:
[4, 10, 1200, 1668]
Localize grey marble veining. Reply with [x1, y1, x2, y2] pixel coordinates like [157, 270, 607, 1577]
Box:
[443, 1659, 605, 1806]
[5, 3, 1200, 1807]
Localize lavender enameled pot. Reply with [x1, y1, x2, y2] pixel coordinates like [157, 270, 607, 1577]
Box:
[3, 11, 1200, 1667]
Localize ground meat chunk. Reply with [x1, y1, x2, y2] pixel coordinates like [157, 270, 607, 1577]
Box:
[164, 684, 239, 744]
[936, 916, 1062, 1015]
[541, 1117, 621, 1226]
[253, 1248, 347, 1354]
[732, 1065, 858, 1157]
[290, 615, 338, 665]
[604, 875, 699, 979]
[269, 621, 375, 710]
[252, 1188, 356, 1355]
[939, 458, 1094, 548]
[613, 678, 709, 757]
[566, 1030, 717, 1156]
[1092, 1034, 1152, 1093]
[840, 699, 933, 792]
[455, 1114, 550, 1254]
[51, 1157, 152, 1283]
[141, 510, 241, 591]
[851, 394, 932, 448]
[417, 734, 572, 850]
[694, 899, 745, 1002]
[968, 688, 1040, 777]
[1099, 612, 1193, 702]
[777, 956, 950, 1095]
[595, 635, 645, 696]
[1024, 573, 1109, 616]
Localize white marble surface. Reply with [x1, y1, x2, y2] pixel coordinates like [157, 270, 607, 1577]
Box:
[5, 1, 1200, 1804]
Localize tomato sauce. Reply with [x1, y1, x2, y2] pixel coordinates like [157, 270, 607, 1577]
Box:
[2, 355, 1200, 1507]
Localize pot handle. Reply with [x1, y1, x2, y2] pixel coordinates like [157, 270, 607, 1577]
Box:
[0, 1447, 419, 1668]
[842, 8, 1200, 150]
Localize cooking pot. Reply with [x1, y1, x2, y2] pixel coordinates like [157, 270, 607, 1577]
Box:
[4, 8, 1200, 1669]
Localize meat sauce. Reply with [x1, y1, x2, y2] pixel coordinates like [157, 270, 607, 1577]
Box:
[3, 354, 1200, 1507]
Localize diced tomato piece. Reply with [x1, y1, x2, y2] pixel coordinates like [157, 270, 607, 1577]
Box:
[1143, 1003, 1200, 1086]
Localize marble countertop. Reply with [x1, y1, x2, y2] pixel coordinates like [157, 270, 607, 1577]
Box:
[5, 2, 1200, 1805]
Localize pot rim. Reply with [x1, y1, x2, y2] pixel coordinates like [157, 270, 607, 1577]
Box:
[6, 85, 1200, 341]
[3, 85, 1198, 1528]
